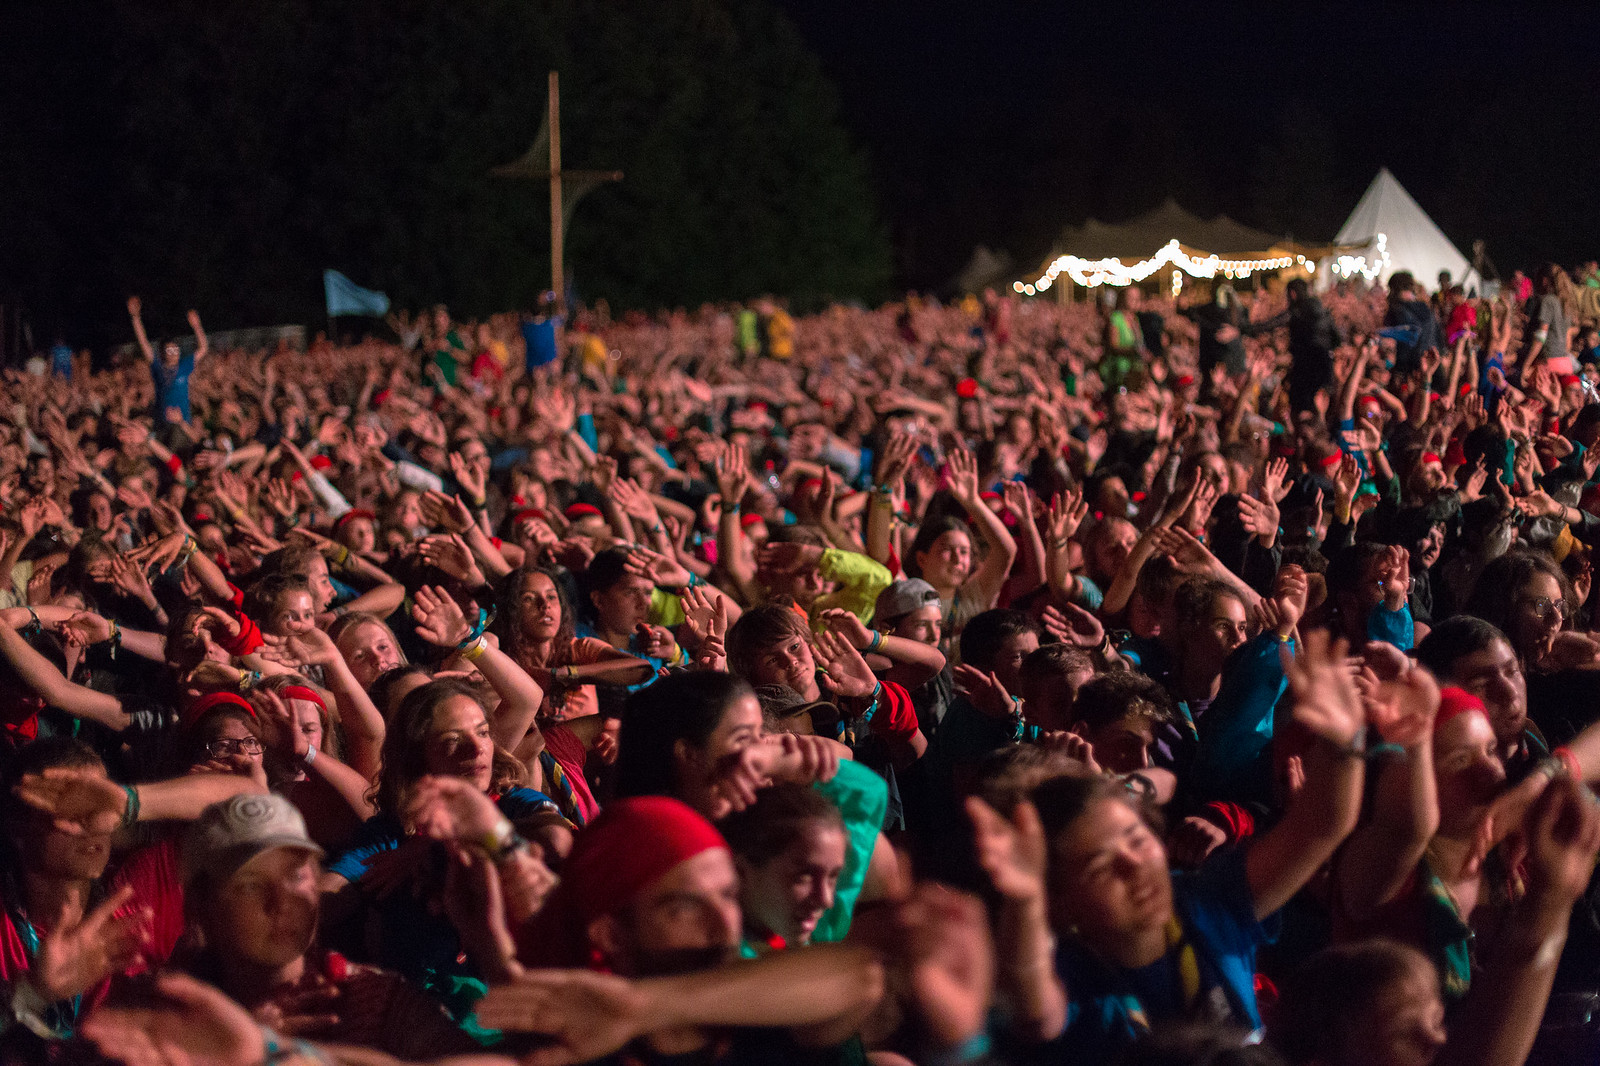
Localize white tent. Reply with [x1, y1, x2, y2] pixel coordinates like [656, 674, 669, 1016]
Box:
[1330, 168, 1477, 292]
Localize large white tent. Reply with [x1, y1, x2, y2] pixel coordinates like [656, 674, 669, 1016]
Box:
[1330, 168, 1478, 292]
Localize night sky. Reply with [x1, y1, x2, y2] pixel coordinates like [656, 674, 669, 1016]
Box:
[775, 0, 1600, 290]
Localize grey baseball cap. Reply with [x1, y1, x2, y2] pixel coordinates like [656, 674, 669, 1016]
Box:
[182, 793, 324, 886]
[873, 578, 942, 624]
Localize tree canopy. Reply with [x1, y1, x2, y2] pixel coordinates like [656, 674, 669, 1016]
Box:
[0, 0, 891, 344]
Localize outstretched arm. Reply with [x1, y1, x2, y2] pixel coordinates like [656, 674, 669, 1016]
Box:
[127, 296, 154, 361]
[1246, 631, 1367, 919]
[186, 309, 208, 362]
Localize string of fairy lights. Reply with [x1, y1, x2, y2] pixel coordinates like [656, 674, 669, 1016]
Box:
[1012, 233, 1390, 295]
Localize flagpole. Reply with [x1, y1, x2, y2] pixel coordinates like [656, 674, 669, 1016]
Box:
[548, 71, 564, 318]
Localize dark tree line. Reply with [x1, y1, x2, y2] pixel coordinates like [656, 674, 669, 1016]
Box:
[0, 0, 892, 347]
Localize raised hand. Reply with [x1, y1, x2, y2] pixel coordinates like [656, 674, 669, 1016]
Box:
[1040, 603, 1104, 649]
[1002, 480, 1034, 523]
[1262, 457, 1291, 503]
[475, 969, 653, 1066]
[623, 544, 691, 589]
[1522, 776, 1600, 915]
[756, 540, 823, 577]
[1235, 493, 1281, 544]
[1365, 661, 1440, 749]
[417, 533, 487, 587]
[634, 622, 678, 662]
[406, 774, 509, 844]
[818, 606, 874, 651]
[714, 441, 751, 505]
[1283, 630, 1364, 749]
[244, 686, 310, 761]
[13, 767, 131, 836]
[448, 450, 487, 503]
[34, 883, 151, 1003]
[411, 584, 472, 647]
[966, 797, 1047, 902]
[813, 626, 878, 699]
[259, 626, 341, 671]
[82, 972, 267, 1066]
[55, 610, 114, 649]
[1045, 488, 1089, 545]
[954, 663, 1016, 721]
[945, 446, 983, 506]
[1267, 564, 1309, 635]
[875, 430, 919, 491]
[419, 489, 473, 534]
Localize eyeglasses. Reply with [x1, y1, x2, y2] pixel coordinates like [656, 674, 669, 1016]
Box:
[206, 736, 264, 758]
[1518, 597, 1571, 621]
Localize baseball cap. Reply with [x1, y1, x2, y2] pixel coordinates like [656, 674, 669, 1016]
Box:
[874, 578, 942, 625]
[182, 793, 324, 886]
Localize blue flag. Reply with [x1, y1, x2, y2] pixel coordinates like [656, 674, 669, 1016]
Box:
[323, 269, 391, 318]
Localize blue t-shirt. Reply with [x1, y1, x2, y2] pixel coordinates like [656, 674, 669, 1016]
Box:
[327, 788, 560, 992]
[1047, 849, 1277, 1063]
[520, 318, 561, 370]
[151, 353, 195, 421]
[49, 343, 73, 377]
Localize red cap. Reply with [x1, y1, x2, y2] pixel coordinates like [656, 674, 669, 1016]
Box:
[956, 377, 979, 399]
[1561, 375, 1581, 387]
[1435, 687, 1487, 732]
[520, 797, 727, 969]
[564, 503, 603, 521]
[510, 508, 546, 528]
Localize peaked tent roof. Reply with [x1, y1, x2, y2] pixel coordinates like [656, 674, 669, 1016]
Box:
[951, 245, 1016, 294]
[1334, 169, 1476, 290]
[1052, 200, 1282, 260]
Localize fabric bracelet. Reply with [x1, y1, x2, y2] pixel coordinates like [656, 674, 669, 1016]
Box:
[121, 784, 140, 829]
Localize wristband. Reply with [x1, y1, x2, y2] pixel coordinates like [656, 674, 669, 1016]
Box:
[718, 499, 741, 514]
[480, 819, 516, 855]
[687, 572, 706, 589]
[331, 545, 350, 568]
[261, 1027, 331, 1066]
[1326, 726, 1368, 760]
[121, 783, 141, 828]
[922, 1032, 992, 1066]
[1554, 746, 1581, 781]
[472, 497, 488, 510]
[859, 680, 883, 725]
[565, 664, 579, 681]
[302, 743, 318, 767]
[461, 635, 489, 661]
[109, 619, 122, 661]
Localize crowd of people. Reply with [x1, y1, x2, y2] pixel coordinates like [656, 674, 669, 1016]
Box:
[2, 261, 1600, 1066]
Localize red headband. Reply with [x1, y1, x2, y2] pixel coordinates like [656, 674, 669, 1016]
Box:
[564, 503, 603, 521]
[1421, 452, 1442, 466]
[280, 685, 327, 717]
[180, 691, 256, 732]
[740, 512, 765, 529]
[1319, 452, 1343, 469]
[510, 508, 547, 527]
[956, 377, 979, 399]
[335, 508, 375, 529]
